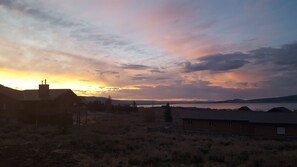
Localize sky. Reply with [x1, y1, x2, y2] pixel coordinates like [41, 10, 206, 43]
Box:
[0, 0, 297, 100]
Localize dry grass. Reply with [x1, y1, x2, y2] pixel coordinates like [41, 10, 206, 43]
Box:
[1, 107, 297, 167]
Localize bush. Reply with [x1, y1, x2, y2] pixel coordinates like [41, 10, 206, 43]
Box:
[208, 152, 225, 163]
[238, 151, 249, 162]
[164, 103, 172, 122]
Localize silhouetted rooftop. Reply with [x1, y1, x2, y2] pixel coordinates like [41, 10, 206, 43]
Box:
[0, 84, 23, 100]
[0, 84, 74, 101]
[22, 89, 72, 101]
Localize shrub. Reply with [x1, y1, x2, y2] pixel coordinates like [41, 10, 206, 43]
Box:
[128, 157, 142, 166]
[208, 152, 225, 163]
[238, 151, 249, 162]
[164, 103, 172, 122]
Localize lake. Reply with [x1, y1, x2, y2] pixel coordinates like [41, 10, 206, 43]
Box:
[140, 103, 297, 111]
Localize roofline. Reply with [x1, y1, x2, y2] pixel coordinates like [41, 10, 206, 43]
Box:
[182, 118, 250, 121]
[181, 117, 297, 125]
[23, 89, 72, 91]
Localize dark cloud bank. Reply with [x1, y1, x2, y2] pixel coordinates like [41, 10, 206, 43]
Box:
[120, 64, 151, 70]
[184, 52, 249, 72]
[119, 43, 297, 100]
[184, 42, 297, 73]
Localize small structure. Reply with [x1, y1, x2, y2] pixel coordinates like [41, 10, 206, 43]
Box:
[181, 109, 297, 137]
[0, 81, 80, 126]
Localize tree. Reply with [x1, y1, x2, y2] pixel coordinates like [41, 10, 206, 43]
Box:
[105, 95, 113, 112]
[164, 103, 172, 122]
[132, 101, 138, 112]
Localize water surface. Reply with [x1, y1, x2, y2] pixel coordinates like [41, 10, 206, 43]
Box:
[140, 103, 297, 111]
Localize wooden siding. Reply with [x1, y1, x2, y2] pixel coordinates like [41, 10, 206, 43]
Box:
[183, 119, 297, 136]
[254, 124, 297, 136]
[17, 91, 79, 126]
[183, 119, 252, 135]
[0, 94, 19, 122]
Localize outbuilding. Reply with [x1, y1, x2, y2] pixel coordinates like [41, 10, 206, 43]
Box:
[181, 109, 297, 136]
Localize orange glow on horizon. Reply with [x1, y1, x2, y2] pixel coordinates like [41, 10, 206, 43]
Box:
[202, 72, 260, 89]
[0, 68, 108, 96]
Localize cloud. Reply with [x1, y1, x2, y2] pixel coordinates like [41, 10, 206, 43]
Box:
[250, 42, 297, 68]
[176, 42, 297, 99]
[184, 52, 249, 72]
[97, 70, 121, 80]
[71, 28, 131, 47]
[105, 82, 260, 100]
[0, 0, 13, 8]
[183, 42, 297, 73]
[0, 0, 81, 28]
[130, 74, 169, 81]
[155, 77, 169, 81]
[26, 8, 81, 27]
[2, 0, 297, 100]
[120, 64, 151, 70]
[98, 70, 119, 76]
[131, 74, 150, 81]
[150, 69, 165, 73]
[0, 39, 113, 79]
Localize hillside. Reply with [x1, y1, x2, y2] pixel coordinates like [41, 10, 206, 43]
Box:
[219, 95, 297, 103]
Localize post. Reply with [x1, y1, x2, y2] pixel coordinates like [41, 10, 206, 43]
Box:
[78, 109, 81, 126]
[85, 110, 87, 125]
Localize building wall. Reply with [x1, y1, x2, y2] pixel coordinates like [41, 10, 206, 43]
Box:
[54, 91, 81, 126]
[183, 119, 297, 136]
[253, 124, 275, 136]
[18, 91, 79, 126]
[286, 126, 297, 136]
[0, 94, 19, 122]
[18, 101, 43, 124]
[254, 124, 297, 136]
[183, 119, 252, 135]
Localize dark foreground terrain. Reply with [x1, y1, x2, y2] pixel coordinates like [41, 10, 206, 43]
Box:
[1, 108, 297, 167]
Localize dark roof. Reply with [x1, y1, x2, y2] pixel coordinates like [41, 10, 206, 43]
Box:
[0, 85, 76, 101]
[181, 110, 297, 125]
[181, 110, 248, 121]
[0, 84, 23, 100]
[249, 111, 297, 124]
[22, 89, 73, 101]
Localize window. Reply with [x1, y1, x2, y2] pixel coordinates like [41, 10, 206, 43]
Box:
[277, 127, 286, 135]
[209, 121, 214, 127]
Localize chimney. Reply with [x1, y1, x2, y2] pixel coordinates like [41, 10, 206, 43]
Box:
[39, 79, 50, 99]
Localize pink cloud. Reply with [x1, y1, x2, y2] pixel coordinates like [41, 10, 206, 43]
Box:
[101, 1, 232, 58]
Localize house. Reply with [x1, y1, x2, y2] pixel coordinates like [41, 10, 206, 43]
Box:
[0, 80, 80, 126]
[181, 109, 297, 137]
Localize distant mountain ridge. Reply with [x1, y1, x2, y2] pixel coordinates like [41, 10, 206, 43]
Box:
[81, 94, 297, 105]
[218, 94, 297, 103]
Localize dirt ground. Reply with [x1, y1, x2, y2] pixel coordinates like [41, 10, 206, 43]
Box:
[1, 107, 297, 167]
